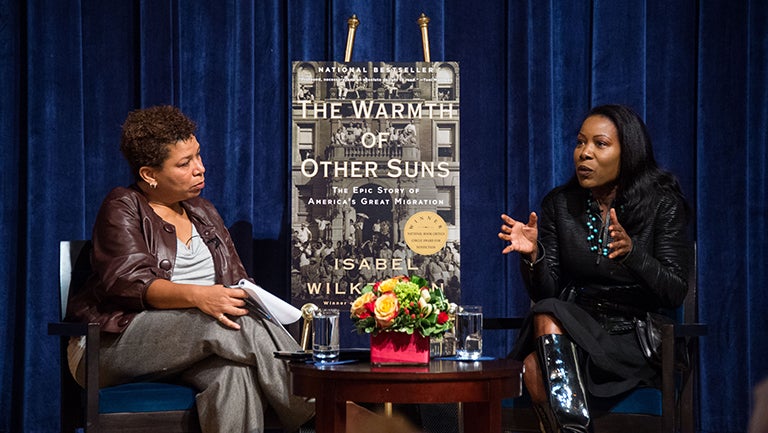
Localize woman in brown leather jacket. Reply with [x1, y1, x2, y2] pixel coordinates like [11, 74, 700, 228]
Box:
[66, 106, 314, 433]
[498, 104, 690, 433]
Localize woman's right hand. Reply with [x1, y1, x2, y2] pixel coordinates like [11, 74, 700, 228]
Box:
[498, 212, 539, 260]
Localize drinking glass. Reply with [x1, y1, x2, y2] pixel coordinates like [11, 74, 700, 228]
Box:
[312, 309, 340, 363]
[455, 305, 483, 360]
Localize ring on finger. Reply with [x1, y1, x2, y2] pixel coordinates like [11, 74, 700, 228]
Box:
[217, 314, 226, 321]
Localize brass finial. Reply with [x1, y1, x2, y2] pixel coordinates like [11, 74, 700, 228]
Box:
[417, 13, 431, 62]
[344, 15, 360, 62]
[300, 303, 319, 352]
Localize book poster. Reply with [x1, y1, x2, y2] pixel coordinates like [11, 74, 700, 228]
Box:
[290, 61, 461, 310]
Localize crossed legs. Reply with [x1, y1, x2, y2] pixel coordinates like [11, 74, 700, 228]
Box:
[524, 313, 592, 433]
[524, 313, 565, 404]
[96, 309, 314, 433]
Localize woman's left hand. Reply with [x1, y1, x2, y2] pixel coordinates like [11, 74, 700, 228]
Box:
[607, 208, 633, 260]
[191, 284, 249, 330]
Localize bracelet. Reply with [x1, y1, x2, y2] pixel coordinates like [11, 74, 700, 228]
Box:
[522, 242, 546, 271]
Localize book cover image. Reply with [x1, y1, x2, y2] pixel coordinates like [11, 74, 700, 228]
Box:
[290, 61, 460, 310]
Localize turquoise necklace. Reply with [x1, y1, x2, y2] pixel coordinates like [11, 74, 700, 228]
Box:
[585, 194, 625, 263]
[585, 196, 610, 258]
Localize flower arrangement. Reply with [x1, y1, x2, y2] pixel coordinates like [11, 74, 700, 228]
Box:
[350, 275, 454, 338]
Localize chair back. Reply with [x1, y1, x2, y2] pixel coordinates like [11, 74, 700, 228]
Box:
[59, 240, 92, 320]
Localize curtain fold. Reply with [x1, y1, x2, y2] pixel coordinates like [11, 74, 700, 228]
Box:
[746, 1, 768, 393]
[23, 1, 87, 429]
[0, 0, 22, 428]
[1, 1, 765, 432]
[644, 0, 698, 203]
[696, 2, 751, 430]
[591, 0, 647, 108]
[139, 0, 179, 107]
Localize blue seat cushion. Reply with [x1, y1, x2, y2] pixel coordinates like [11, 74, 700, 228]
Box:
[502, 387, 662, 416]
[608, 388, 661, 415]
[99, 382, 197, 414]
[502, 391, 531, 408]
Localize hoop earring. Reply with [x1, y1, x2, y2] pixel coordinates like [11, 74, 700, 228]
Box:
[150, 182, 158, 189]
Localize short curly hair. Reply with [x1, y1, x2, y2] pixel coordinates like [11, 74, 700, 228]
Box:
[120, 105, 197, 180]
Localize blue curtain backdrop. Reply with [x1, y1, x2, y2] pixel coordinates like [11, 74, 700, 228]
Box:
[1, 1, 766, 432]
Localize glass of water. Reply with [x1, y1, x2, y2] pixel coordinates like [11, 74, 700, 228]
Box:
[455, 305, 483, 360]
[312, 309, 340, 363]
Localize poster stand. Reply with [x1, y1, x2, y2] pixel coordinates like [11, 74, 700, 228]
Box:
[298, 13, 437, 353]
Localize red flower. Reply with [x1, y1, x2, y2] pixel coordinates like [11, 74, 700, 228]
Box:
[437, 311, 449, 325]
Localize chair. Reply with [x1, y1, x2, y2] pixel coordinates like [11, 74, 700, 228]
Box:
[486, 245, 707, 433]
[48, 240, 286, 433]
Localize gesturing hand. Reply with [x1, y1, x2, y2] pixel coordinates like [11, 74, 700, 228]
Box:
[498, 212, 539, 260]
[607, 208, 633, 260]
[196, 285, 249, 330]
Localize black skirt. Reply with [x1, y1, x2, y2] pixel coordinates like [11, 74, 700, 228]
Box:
[509, 298, 659, 399]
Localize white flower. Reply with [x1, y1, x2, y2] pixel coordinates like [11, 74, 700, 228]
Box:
[420, 288, 431, 302]
[418, 297, 434, 316]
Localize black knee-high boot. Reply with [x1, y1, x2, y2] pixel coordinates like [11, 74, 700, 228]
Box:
[536, 334, 592, 433]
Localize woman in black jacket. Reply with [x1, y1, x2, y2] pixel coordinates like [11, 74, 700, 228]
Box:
[498, 104, 690, 433]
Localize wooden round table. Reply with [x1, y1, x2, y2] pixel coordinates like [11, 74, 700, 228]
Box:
[290, 358, 523, 433]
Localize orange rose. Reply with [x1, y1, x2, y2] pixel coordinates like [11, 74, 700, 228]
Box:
[350, 292, 376, 318]
[377, 277, 398, 294]
[374, 292, 399, 328]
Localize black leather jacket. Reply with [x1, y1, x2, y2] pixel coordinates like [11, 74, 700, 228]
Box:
[66, 185, 248, 333]
[521, 184, 690, 312]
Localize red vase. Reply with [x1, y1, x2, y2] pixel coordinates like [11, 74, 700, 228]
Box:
[370, 332, 430, 365]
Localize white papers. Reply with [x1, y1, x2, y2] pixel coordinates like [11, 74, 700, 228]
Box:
[236, 279, 301, 325]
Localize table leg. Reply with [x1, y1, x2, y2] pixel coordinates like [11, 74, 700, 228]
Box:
[464, 402, 492, 433]
[314, 392, 346, 433]
[463, 378, 505, 433]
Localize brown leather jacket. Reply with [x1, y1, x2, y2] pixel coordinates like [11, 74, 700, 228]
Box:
[65, 185, 249, 333]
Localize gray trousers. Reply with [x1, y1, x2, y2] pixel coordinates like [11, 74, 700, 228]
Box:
[92, 309, 314, 433]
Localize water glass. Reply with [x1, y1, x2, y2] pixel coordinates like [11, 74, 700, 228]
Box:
[455, 305, 483, 360]
[312, 309, 340, 363]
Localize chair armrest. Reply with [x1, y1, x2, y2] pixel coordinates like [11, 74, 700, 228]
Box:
[48, 321, 101, 424]
[48, 321, 90, 337]
[674, 323, 708, 338]
[482, 318, 706, 335]
[49, 322, 102, 426]
[483, 317, 525, 330]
